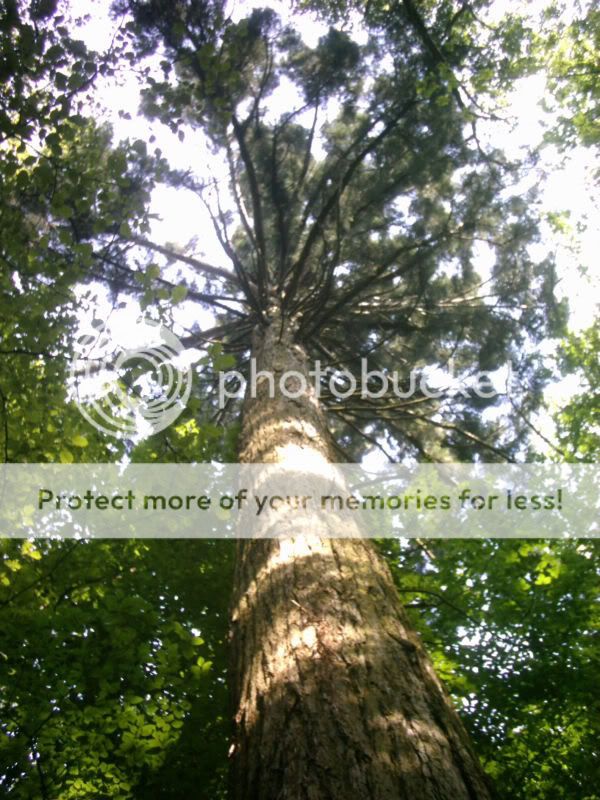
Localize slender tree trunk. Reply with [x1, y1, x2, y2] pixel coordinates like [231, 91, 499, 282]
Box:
[229, 307, 493, 800]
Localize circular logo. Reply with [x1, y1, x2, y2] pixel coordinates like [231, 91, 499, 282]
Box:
[69, 319, 192, 439]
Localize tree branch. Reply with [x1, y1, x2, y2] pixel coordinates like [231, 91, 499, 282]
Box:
[285, 100, 418, 306]
[126, 235, 241, 286]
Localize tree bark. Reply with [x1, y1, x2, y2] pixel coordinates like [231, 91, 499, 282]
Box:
[229, 307, 493, 800]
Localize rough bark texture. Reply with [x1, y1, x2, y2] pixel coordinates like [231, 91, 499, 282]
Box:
[229, 308, 493, 800]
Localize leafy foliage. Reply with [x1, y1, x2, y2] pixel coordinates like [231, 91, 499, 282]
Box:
[0, 0, 164, 463]
[0, 539, 233, 799]
[540, 1, 600, 150]
[555, 324, 600, 461]
[383, 537, 600, 799]
[3, 534, 598, 799]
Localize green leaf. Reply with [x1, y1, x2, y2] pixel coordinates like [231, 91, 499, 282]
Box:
[59, 448, 74, 463]
[147, 264, 161, 280]
[21, 541, 42, 560]
[171, 285, 188, 304]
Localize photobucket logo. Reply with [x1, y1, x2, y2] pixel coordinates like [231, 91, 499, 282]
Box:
[70, 319, 192, 439]
[218, 358, 504, 408]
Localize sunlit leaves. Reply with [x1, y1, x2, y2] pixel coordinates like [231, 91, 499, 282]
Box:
[0, 539, 233, 799]
[543, 4, 600, 149]
[383, 536, 600, 799]
[554, 324, 600, 462]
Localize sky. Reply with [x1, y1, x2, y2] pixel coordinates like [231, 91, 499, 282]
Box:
[72, 0, 599, 454]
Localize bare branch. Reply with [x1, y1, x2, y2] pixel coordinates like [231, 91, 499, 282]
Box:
[285, 100, 419, 305]
[127, 235, 240, 286]
[231, 114, 269, 292]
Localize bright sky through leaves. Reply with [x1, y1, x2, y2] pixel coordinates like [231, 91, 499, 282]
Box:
[77, 1, 598, 320]
[72, 0, 598, 455]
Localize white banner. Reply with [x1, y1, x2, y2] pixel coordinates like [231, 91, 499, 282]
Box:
[0, 463, 597, 538]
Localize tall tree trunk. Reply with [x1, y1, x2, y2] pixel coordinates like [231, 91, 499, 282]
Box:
[229, 307, 493, 800]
